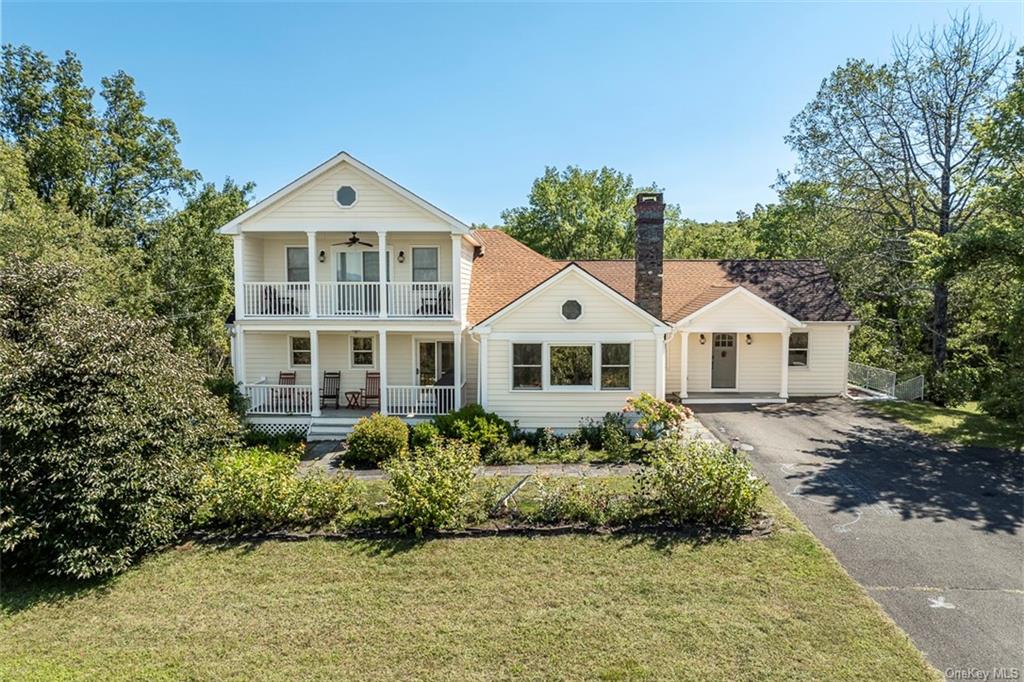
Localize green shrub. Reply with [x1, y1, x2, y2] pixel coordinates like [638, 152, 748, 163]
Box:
[431, 403, 512, 459]
[633, 439, 764, 527]
[625, 393, 693, 439]
[486, 441, 534, 465]
[526, 477, 626, 526]
[0, 259, 239, 579]
[579, 412, 635, 462]
[383, 439, 479, 535]
[410, 421, 441, 451]
[196, 446, 357, 528]
[346, 413, 409, 468]
[206, 375, 249, 417]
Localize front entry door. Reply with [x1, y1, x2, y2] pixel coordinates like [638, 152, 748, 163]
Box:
[417, 341, 454, 386]
[711, 333, 737, 389]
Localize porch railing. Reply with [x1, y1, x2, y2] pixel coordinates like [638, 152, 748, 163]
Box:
[243, 282, 310, 317]
[388, 282, 453, 317]
[241, 281, 453, 318]
[316, 282, 380, 317]
[386, 386, 456, 417]
[244, 383, 313, 414]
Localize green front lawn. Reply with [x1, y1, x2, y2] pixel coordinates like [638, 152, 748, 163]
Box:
[868, 401, 1022, 452]
[1, 493, 937, 681]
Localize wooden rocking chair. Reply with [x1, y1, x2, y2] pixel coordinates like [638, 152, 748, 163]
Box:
[273, 371, 298, 412]
[320, 371, 341, 409]
[363, 371, 381, 410]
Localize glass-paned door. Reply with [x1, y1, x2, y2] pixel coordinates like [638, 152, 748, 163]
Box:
[417, 341, 455, 386]
[332, 250, 391, 315]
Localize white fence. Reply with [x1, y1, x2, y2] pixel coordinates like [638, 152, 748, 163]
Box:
[386, 386, 455, 417]
[243, 282, 310, 317]
[895, 375, 925, 401]
[243, 384, 313, 414]
[388, 282, 453, 317]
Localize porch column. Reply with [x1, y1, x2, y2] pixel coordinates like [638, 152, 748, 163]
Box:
[233, 234, 245, 320]
[306, 231, 318, 318]
[780, 329, 790, 399]
[653, 329, 666, 400]
[310, 330, 321, 417]
[478, 331, 490, 409]
[376, 230, 388, 319]
[379, 330, 389, 414]
[679, 331, 689, 399]
[451, 234, 462, 322]
[234, 326, 246, 387]
[453, 330, 462, 410]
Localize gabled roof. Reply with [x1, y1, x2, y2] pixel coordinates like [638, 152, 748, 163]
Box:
[217, 152, 475, 238]
[467, 229, 855, 325]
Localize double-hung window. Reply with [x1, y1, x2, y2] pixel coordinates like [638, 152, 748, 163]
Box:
[352, 337, 374, 367]
[788, 332, 809, 367]
[290, 336, 311, 367]
[600, 343, 631, 390]
[511, 343, 542, 390]
[412, 247, 439, 282]
[286, 247, 309, 282]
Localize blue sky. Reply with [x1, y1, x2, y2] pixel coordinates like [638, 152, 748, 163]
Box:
[4, 2, 1022, 224]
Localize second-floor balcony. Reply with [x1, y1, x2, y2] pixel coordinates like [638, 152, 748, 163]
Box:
[241, 281, 454, 319]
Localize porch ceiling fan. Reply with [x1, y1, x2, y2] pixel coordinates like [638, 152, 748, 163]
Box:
[332, 232, 374, 248]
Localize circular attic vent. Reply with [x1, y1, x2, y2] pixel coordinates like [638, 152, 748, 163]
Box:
[561, 299, 583, 321]
[335, 185, 358, 208]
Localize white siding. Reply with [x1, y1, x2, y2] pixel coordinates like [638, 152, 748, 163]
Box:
[463, 331, 479, 405]
[788, 324, 849, 396]
[460, 237, 474, 322]
[684, 292, 789, 331]
[494, 271, 656, 332]
[687, 333, 711, 392]
[666, 333, 682, 395]
[242, 236, 263, 281]
[240, 163, 451, 231]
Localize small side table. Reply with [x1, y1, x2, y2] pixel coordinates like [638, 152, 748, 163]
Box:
[345, 390, 362, 409]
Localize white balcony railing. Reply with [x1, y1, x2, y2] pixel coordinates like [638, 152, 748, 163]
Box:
[386, 386, 456, 417]
[316, 282, 380, 317]
[388, 282, 453, 317]
[240, 281, 453, 318]
[243, 383, 313, 414]
[243, 282, 310, 317]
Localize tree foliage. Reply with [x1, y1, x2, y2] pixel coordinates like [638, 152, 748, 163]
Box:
[0, 259, 239, 579]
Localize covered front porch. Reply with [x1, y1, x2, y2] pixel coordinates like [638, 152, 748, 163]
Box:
[232, 327, 465, 418]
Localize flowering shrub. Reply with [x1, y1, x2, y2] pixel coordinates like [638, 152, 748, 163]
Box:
[383, 439, 479, 535]
[633, 438, 763, 527]
[625, 393, 693, 439]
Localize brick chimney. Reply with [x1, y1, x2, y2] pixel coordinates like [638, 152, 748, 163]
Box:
[634, 192, 664, 319]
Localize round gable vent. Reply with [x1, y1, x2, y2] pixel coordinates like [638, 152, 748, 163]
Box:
[561, 299, 583, 321]
[335, 185, 358, 208]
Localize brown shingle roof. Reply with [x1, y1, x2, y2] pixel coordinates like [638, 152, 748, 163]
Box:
[467, 230, 855, 325]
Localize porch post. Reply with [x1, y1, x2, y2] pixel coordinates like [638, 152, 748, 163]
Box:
[235, 326, 246, 387]
[233, 234, 245, 320]
[310, 330, 321, 417]
[780, 329, 790, 399]
[377, 230, 388, 319]
[478, 331, 489, 409]
[453, 330, 462, 410]
[451, 234, 462, 322]
[379, 330, 389, 415]
[679, 331, 689, 399]
[306, 231, 318, 319]
[654, 329, 666, 400]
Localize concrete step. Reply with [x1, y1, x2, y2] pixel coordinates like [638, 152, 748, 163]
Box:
[307, 426, 353, 441]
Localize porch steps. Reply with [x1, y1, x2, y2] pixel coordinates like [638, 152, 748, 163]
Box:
[307, 416, 360, 441]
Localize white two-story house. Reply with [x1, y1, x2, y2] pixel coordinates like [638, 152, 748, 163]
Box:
[221, 153, 857, 439]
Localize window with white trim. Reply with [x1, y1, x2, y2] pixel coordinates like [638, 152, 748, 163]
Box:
[286, 247, 309, 282]
[412, 247, 439, 282]
[600, 343, 631, 389]
[788, 332, 809, 367]
[511, 343, 542, 390]
[561, 299, 582, 321]
[290, 336, 311, 367]
[352, 336, 374, 367]
[549, 345, 593, 387]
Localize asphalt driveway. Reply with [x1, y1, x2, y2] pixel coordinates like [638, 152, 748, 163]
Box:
[694, 398, 1024, 679]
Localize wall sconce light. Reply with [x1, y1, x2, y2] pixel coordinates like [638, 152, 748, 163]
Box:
[318, 250, 326, 263]
[397, 250, 406, 264]
[745, 334, 753, 345]
[699, 334, 706, 345]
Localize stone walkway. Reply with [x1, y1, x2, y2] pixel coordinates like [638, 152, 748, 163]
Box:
[299, 417, 722, 480]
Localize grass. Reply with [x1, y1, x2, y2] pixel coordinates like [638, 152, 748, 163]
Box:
[0, 492, 938, 681]
[868, 400, 1022, 452]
